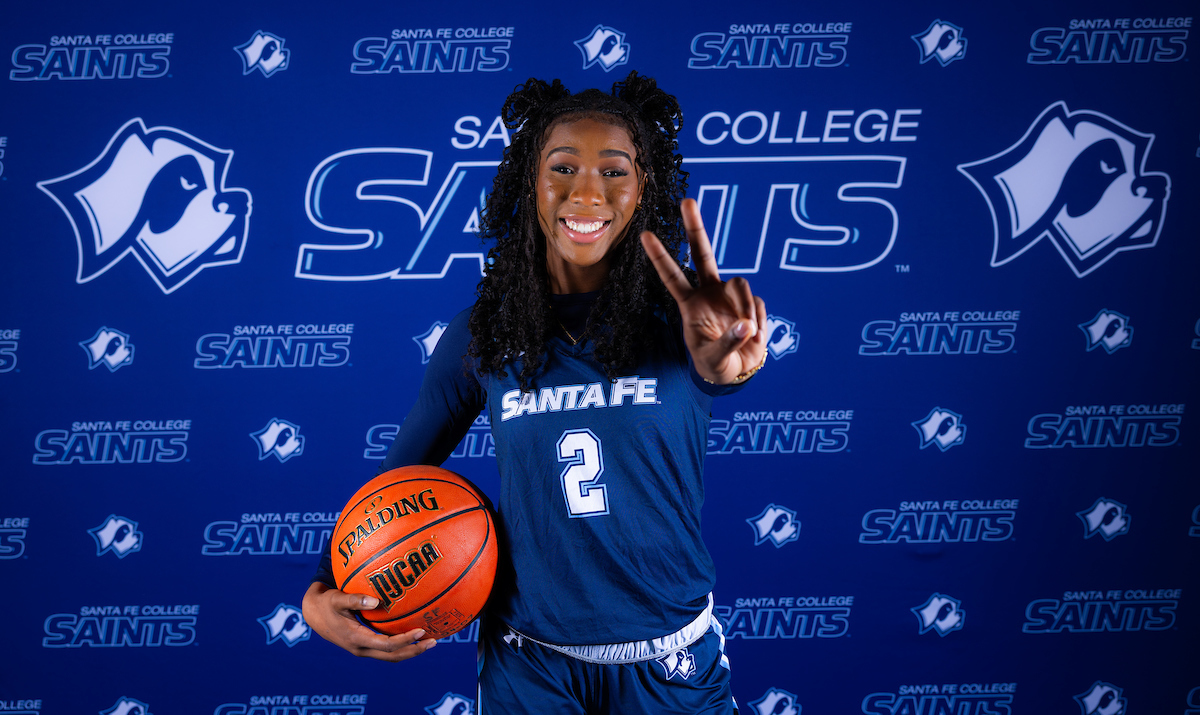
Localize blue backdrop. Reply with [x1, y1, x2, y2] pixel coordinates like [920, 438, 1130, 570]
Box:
[1, 1, 1197, 713]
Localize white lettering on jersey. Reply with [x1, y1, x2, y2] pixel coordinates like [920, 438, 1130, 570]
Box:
[500, 377, 658, 421]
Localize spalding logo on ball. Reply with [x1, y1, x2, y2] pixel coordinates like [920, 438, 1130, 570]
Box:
[331, 465, 497, 638]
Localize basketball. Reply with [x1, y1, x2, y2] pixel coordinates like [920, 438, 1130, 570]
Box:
[331, 465, 497, 639]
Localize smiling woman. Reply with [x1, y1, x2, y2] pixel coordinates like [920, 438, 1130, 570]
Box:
[304, 71, 768, 715]
[466, 72, 704, 390]
[537, 117, 643, 293]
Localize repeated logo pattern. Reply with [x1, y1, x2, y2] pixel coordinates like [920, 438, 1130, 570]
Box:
[3, 6, 1194, 713]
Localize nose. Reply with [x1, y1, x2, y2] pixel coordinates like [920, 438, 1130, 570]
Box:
[569, 171, 603, 206]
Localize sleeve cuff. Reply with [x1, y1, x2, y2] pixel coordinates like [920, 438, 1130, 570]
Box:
[689, 359, 751, 397]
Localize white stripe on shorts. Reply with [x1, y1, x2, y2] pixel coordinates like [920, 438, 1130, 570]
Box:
[506, 593, 715, 665]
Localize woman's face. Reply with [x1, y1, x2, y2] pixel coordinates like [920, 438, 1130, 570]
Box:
[536, 116, 643, 294]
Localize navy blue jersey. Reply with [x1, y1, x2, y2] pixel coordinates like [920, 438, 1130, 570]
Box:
[326, 293, 741, 646]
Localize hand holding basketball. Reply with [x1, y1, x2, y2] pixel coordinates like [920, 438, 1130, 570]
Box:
[330, 465, 497, 637]
[302, 581, 437, 662]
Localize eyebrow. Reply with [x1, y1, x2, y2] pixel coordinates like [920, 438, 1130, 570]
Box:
[546, 146, 633, 162]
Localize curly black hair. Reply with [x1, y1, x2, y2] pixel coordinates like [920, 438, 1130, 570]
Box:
[467, 71, 690, 390]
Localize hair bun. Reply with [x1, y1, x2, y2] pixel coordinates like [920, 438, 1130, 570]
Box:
[612, 71, 682, 141]
[503, 78, 572, 128]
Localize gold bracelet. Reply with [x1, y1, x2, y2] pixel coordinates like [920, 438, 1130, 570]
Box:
[702, 351, 767, 386]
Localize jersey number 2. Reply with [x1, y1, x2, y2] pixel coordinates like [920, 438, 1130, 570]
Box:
[557, 429, 608, 518]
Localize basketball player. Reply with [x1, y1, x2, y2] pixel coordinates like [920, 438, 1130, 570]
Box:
[304, 72, 766, 714]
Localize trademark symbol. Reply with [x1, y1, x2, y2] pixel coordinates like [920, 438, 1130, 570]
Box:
[895, 264, 910, 273]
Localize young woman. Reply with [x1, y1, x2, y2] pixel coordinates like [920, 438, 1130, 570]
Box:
[304, 71, 767, 714]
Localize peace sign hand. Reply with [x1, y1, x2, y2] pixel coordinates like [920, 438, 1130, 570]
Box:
[641, 198, 768, 385]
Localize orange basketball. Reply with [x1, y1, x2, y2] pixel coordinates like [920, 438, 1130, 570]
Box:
[331, 465, 497, 638]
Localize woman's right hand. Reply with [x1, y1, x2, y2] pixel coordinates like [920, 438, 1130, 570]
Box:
[302, 581, 438, 661]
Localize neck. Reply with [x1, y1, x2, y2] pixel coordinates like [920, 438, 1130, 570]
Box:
[547, 259, 611, 294]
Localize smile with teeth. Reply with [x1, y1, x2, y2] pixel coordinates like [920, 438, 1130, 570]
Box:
[563, 218, 609, 234]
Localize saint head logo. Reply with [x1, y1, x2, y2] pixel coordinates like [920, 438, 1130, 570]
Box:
[251, 418, 304, 462]
[912, 408, 966, 451]
[235, 31, 289, 77]
[414, 322, 448, 364]
[258, 603, 310, 646]
[750, 688, 801, 715]
[912, 20, 967, 66]
[765, 314, 800, 360]
[101, 697, 152, 715]
[912, 593, 964, 636]
[89, 515, 143, 558]
[959, 102, 1170, 278]
[38, 118, 251, 294]
[657, 647, 696, 681]
[1079, 310, 1133, 353]
[1077, 498, 1130, 541]
[575, 25, 630, 71]
[425, 693, 474, 715]
[748, 504, 801, 548]
[81, 327, 134, 371]
[1075, 681, 1126, 715]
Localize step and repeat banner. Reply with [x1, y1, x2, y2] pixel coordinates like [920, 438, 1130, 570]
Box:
[1, 1, 1197, 713]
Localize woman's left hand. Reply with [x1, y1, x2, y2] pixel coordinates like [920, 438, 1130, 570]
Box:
[641, 198, 768, 385]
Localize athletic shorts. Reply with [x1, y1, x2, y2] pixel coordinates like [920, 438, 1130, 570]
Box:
[476, 610, 738, 714]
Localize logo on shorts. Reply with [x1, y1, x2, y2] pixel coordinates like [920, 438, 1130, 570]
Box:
[912, 593, 964, 636]
[1075, 681, 1126, 715]
[38, 118, 251, 293]
[657, 647, 696, 680]
[258, 603, 310, 646]
[765, 314, 800, 359]
[251, 418, 304, 462]
[748, 504, 800, 547]
[959, 102, 1170, 277]
[1077, 498, 1130, 541]
[414, 322, 448, 363]
[81, 327, 135, 371]
[425, 693, 475, 715]
[750, 688, 801, 715]
[235, 31, 289, 76]
[912, 20, 967, 66]
[101, 697, 152, 715]
[575, 25, 630, 71]
[89, 515, 143, 558]
[912, 408, 966, 451]
[1079, 310, 1133, 353]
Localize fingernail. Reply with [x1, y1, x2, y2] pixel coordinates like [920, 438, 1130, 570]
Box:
[414, 629, 426, 639]
[362, 596, 379, 609]
[733, 321, 749, 338]
[427, 639, 438, 648]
